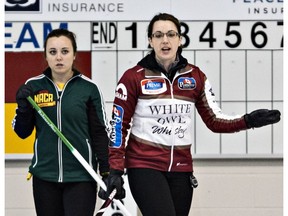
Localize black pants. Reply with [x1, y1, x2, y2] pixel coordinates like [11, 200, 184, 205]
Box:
[32, 176, 97, 216]
[127, 168, 193, 216]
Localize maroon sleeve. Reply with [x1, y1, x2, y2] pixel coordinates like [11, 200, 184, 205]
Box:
[194, 69, 248, 133]
[109, 66, 142, 171]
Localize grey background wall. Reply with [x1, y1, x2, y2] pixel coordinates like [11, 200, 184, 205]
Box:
[5, 159, 283, 216]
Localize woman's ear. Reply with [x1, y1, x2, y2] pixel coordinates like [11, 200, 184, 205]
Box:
[148, 38, 153, 48]
[179, 36, 182, 46]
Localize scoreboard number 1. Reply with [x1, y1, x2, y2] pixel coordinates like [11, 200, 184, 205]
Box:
[125, 22, 137, 48]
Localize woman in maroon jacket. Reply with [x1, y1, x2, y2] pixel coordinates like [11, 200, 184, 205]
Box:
[99, 13, 281, 216]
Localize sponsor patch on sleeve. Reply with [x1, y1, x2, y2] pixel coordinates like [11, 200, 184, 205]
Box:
[115, 83, 127, 101]
[109, 104, 124, 148]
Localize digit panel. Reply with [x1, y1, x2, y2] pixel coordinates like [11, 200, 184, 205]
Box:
[117, 51, 144, 79]
[195, 113, 220, 155]
[195, 50, 221, 99]
[221, 102, 246, 155]
[117, 22, 149, 51]
[272, 50, 283, 101]
[272, 102, 283, 155]
[181, 50, 195, 65]
[221, 50, 246, 101]
[92, 51, 117, 101]
[247, 51, 272, 101]
[91, 21, 118, 51]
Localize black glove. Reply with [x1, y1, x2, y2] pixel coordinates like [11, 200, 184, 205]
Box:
[98, 169, 126, 200]
[244, 109, 281, 129]
[16, 84, 34, 113]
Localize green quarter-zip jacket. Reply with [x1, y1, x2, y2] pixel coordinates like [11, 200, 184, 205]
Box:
[13, 68, 110, 182]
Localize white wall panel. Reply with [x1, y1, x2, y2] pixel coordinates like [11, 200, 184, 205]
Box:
[221, 51, 246, 101]
[92, 51, 117, 101]
[247, 51, 272, 101]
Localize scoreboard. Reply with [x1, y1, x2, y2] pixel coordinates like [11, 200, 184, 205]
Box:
[5, 1, 283, 159]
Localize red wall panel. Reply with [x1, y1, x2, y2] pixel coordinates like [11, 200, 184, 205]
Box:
[5, 52, 91, 103]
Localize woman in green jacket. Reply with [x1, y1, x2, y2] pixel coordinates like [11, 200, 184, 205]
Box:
[12, 28, 110, 216]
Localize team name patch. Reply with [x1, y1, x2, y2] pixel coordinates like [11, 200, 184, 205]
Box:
[141, 78, 167, 94]
[178, 77, 196, 90]
[34, 90, 56, 107]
